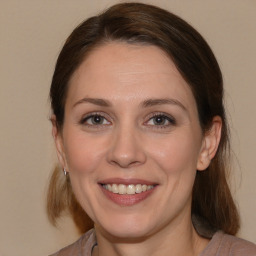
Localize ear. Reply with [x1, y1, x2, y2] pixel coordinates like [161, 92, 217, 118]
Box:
[197, 116, 222, 171]
[51, 115, 68, 171]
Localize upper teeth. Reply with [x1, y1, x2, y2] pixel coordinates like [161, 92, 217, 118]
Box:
[102, 184, 154, 195]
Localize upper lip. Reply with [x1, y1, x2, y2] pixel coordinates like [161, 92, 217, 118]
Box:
[98, 178, 158, 186]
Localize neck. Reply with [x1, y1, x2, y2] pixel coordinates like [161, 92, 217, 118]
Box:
[93, 215, 209, 256]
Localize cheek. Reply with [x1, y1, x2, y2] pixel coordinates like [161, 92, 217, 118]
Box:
[151, 132, 202, 209]
[150, 131, 201, 176]
[62, 130, 109, 218]
[63, 130, 107, 175]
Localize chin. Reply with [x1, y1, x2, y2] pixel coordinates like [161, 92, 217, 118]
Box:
[95, 213, 156, 240]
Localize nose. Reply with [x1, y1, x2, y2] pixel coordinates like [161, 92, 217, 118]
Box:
[107, 125, 146, 168]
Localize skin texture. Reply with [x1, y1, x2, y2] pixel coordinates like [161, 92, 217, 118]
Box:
[52, 42, 222, 256]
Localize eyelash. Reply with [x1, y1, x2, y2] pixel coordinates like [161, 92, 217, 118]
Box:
[80, 112, 111, 127]
[145, 112, 176, 128]
[79, 112, 176, 129]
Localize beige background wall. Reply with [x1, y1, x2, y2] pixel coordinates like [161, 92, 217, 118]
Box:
[0, 0, 255, 255]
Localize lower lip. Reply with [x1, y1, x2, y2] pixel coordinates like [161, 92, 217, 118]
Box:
[100, 185, 157, 206]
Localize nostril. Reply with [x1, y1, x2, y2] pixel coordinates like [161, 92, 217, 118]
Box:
[109, 159, 141, 168]
[107, 130, 147, 167]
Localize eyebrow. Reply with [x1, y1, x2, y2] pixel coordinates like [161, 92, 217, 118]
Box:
[141, 98, 187, 111]
[73, 97, 187, 111]
[73, 97, 112, 108]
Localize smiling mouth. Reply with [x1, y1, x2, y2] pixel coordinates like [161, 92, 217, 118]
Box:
[101, 184, 155, 195]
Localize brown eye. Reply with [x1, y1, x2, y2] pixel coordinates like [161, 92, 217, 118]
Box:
[90, 115, 104, 124]
[147, 114, 176, 127]
[82, 114, 111, 126]
[153, 116, 168, 125]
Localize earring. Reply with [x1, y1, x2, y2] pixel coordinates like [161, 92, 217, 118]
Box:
[63, 168, 67, 176]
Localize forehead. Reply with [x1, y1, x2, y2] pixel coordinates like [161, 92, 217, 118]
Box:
[67, 42, 196, 109]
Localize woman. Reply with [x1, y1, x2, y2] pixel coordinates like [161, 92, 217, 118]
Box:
[47, 3, 256, 256]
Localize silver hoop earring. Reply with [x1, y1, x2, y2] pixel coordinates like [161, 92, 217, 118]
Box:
[63, 168, 67, 176]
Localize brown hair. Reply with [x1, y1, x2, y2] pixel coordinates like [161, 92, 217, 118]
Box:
[48, 2, 240, 235]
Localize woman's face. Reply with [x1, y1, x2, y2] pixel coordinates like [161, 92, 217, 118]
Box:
[54, 42, 217, 239]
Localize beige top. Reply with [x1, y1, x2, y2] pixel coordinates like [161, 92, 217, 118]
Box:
[50, 229, 256, 256]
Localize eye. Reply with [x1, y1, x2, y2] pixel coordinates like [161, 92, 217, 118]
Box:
[146, 113, 176, 127]
[81, 113, 111, 126]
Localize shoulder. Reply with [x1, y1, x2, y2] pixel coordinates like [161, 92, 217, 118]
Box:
[201, 231, 256, 256]
[220, 233, 256, 255]
[49, 229, 96, 256]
